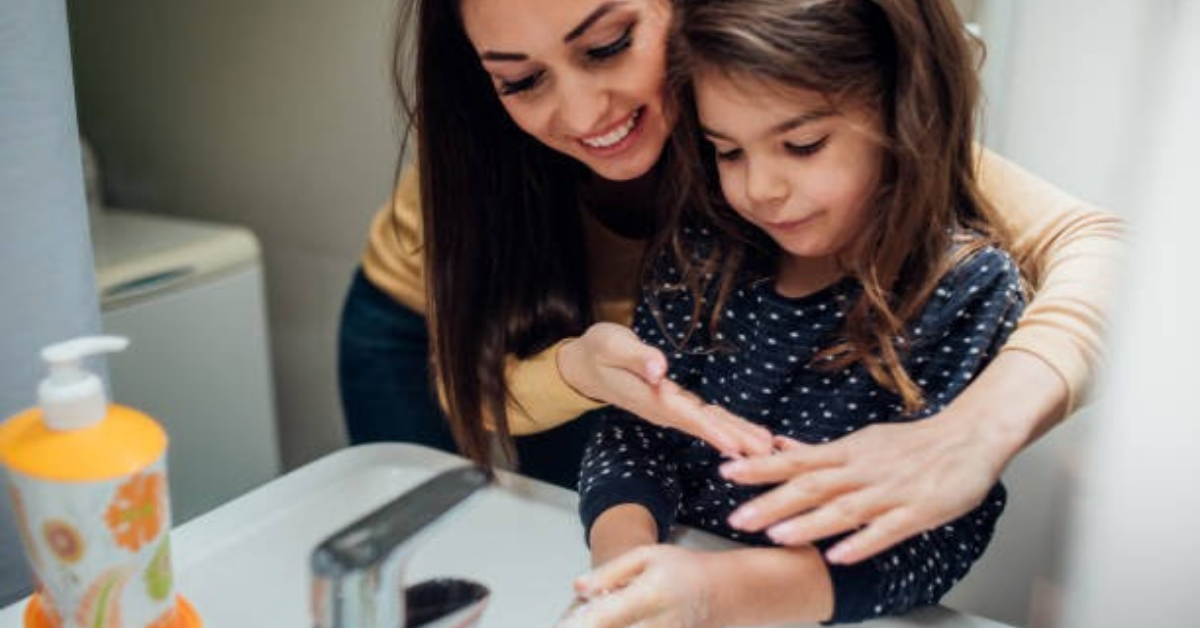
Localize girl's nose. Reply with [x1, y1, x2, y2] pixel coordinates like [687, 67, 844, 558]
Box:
[744, 161, 789, 213]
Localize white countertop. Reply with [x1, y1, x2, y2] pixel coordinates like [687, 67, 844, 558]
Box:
[0, 443, 1019, 628]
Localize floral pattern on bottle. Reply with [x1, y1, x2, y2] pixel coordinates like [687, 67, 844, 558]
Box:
[42, 519, 86, 564]
[144, 539, 174, 602]
[74, 566, 134, 628]
[105, 472, 165, 552]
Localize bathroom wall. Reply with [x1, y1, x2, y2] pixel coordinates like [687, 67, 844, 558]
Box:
[67, 0, 405, 468]
[941, 3, 1164, 626]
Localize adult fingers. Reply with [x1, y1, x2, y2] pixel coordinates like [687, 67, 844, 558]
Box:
[764, 488, 889, 547]
[590, 323, 668, 384]
[823, 507, 921, 565]
[726, 468, 858, 533]
[719, 441, 848, 485]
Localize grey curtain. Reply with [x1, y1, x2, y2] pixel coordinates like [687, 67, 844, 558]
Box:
[0, 0, 102, 605]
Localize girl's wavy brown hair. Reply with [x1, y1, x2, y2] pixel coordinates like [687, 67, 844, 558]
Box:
[657, 0, 1010, 412]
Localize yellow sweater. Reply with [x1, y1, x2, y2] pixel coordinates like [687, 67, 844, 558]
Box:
[362, 151, 1124, 434]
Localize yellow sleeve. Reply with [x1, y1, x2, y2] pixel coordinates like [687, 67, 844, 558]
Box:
[504, 340, 607, 435]
[977, 149, 1127, 414]
[361, 165, 428, 314]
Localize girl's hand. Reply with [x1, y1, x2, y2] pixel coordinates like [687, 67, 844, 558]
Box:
[720, 415, 1008, 564]
[557, 545, 719, 628]
[558, 322, 772, 458]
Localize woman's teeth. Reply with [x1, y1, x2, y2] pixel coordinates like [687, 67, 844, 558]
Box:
[582, 110, 640, 148]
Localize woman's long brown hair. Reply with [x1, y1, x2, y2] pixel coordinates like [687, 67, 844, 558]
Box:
[661, 0, 1010, 412]
[391, 0, 594, 465]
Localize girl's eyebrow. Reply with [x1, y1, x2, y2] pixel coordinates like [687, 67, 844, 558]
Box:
[701, 109, 835, 140]
[480, 1, 626, 62]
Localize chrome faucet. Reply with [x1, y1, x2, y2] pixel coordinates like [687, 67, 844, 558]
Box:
[311, 465, 493, 628]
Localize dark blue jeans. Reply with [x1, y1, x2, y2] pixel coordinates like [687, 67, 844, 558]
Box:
[338, 268, 597, 490]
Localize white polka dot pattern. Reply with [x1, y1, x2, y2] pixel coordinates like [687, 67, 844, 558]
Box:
[578, 235, 1024, 622]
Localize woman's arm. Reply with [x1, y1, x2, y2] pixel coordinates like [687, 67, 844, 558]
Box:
[977, 148, 1126, 415]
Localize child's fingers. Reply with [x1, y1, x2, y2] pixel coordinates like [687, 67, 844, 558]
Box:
[575, 547, 649, 597]
[773, 435, 804, 451]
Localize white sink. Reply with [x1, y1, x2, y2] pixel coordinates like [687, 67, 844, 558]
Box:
[0, 443, 1018, 628]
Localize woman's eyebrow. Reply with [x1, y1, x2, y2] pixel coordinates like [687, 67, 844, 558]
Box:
[480, 1, 626, 61]
[480, 50, 528, 62]
[564, 2, 624, 43]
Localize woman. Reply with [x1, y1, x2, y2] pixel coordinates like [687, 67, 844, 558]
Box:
[339, 0, 1124, 562]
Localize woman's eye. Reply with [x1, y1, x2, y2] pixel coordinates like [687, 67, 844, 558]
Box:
[784, 136, 830, 157]
[714, 147, 743, 162]
[587, 25, 634, 60]
[498, 71, 545, 96]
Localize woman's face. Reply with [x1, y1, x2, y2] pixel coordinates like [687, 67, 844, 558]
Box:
[460, 0, 673, 181]
[695, 71, 884, 269]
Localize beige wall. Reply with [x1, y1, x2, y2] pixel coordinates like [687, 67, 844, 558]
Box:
[68, 0, 405, 468]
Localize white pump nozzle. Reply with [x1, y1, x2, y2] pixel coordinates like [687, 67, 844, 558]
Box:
[38, 335, 130, 431]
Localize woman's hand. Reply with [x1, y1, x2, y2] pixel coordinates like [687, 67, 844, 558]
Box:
[556, 545, 720, 628]
[720, 351, 1064, 564]
[720, 422, 999, 564]
[558, 322, 772, 458]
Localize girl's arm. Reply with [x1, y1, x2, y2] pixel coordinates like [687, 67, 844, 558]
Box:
[568, 544, 833, 628]
[587, 503, 660, 567]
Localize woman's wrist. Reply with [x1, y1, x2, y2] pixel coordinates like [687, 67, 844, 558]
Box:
[938, 349, 1070, 473]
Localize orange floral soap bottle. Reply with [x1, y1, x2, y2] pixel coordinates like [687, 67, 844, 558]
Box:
[0, 337, 201, 628]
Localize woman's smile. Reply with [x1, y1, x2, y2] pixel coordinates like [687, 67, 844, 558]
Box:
[577, 107, 645, 155]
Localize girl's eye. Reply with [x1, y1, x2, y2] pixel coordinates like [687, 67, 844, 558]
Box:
[784, 136, 830, 157]
[587, 24, 634, 60]
[498, 71, 545, 96]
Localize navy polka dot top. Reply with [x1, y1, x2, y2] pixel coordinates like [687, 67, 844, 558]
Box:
[578, 229, 1025, 623]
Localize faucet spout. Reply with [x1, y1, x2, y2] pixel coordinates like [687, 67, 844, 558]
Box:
[311, 465, 492, 628]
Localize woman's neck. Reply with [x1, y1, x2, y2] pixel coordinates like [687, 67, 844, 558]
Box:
[578, 169, 659, 240]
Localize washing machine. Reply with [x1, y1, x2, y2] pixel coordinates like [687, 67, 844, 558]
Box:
[90, 209, 282, 523]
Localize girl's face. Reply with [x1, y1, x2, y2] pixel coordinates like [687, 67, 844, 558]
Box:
[460, 0, 673, 181]
[694, 71, 884, 281]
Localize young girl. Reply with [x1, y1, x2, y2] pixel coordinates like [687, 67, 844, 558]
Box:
[572, 0, 1022, 624]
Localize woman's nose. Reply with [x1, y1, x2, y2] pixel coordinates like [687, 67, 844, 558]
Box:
[553, 75, 610, 137]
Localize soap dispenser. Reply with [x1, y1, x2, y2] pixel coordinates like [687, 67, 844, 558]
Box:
[0, 336, 201, 628]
